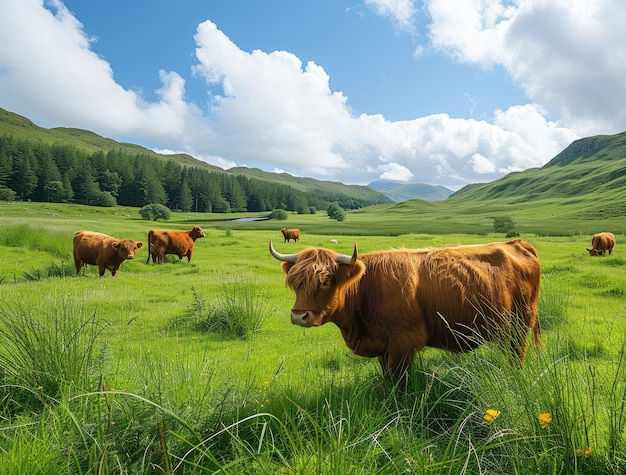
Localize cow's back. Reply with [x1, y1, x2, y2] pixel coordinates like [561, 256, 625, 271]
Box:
[73, 230, 112, 265]
[419, 239, 539, 350]
[351, 239, 540, 357]
[148, 229, 194, 262]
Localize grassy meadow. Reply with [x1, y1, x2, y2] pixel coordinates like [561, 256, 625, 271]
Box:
[0, 202, 624, 474]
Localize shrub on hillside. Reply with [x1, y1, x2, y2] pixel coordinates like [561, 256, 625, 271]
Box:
[492, 216, 516, 234]
[327, 201, 346, 221]
[91, 190, 117, 207]
[139, 203, 171, 221]
[269, 209, 288, 220]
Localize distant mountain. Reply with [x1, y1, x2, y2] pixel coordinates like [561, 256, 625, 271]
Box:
[368, 180, 454, 202]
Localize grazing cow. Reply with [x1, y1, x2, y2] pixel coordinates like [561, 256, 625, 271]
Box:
[270, 239, 541, 379]
[73, 231, 143, 277]
[281, 228, 300, 243]
[587, 232, 615, 256]
[146, 225, 205, 264]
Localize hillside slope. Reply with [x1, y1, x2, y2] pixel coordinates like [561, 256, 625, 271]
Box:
[449, 131, 626, 218]
[0, 108, 389, 206]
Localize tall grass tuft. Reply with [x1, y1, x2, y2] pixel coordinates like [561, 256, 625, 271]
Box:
[539, 278, 570, 331]
[0, 297, 108, 404]
[192, 276, 274, 339]
[23, 260, 75, 281]
[0, 223, 72, 258]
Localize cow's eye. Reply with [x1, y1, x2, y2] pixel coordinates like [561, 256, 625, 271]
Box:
[320, 276, 334, 288]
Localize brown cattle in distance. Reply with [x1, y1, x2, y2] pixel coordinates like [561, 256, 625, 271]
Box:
[270, 239, 541, 379]
[73, 231, 143, 277]
[146, 226, 205, 264]
[281, 228, 300, 243]
[587, 232, 615, 256]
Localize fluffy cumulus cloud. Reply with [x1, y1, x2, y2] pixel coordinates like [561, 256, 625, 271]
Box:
[379, 163, 415, 181]
[1, 0, 623, 190]
[364, 0, 418, 32]
[425, 0, 626, 137]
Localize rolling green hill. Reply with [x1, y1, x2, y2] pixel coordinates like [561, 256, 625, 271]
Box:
[4, 106, 626, 234]
[449, 131, 626, 220]
[0, 108, 389, 206]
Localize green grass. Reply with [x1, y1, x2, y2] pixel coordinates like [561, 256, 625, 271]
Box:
[0, 202, 625, 473]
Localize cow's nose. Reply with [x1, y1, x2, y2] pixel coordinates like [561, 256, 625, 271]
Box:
[291, 310, 309, 326]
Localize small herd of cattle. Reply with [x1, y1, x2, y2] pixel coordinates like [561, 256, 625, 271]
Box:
[72, 226, 206, 277]
[72, 226, 616, 379]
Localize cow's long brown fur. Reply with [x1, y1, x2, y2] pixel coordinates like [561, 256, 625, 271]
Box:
[73, 230, 143, 277]
[281, 228, 300, 243]
[146, 226, 205, 264]
[279, 239, 541, 379]
[587, 232, 615, 256]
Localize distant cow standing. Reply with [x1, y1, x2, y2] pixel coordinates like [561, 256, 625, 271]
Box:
[281, 228, 300, 243]
[587, 232, 615, 256]
[270, 239, 541, 379]
[73, 231, 143, 277]
[146, 226, 205, 264]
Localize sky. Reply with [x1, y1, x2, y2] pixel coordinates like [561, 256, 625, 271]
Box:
[1, 1, 625, 190]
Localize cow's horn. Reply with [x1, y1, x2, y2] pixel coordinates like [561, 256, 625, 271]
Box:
[336, 242, 358, 265]
[269, 239, 298, 262]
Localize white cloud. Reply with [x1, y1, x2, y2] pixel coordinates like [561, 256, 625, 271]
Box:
[471, 153, 495, 174]
[365, 0, 418, 32]
[0, 0, 618, 190]
[425, 0, 626, 136]
[379, 163, 414, 181]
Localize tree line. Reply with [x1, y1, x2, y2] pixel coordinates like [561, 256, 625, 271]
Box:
[0, 135, 376, 213]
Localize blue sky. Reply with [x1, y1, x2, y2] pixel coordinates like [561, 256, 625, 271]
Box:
[1, 0, 625, 189]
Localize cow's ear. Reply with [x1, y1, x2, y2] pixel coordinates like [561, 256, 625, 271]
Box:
[112, 241, 120, 249]
[338, 260, 365, 288]
[136, 242, 144, 249]
[281, 262, 295, 274]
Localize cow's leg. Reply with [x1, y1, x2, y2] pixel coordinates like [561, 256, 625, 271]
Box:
[386, 348, 415, 380]
[377, 353, 389, 373]
[74, 258, 82, 276]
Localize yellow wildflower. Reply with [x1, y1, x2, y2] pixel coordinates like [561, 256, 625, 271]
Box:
[483, 409, 501, 424]
[577, 447, 593, 457]
[539, 412, 552, 428]
[37, 386, 43, 391]
[163, 371, 169, 376]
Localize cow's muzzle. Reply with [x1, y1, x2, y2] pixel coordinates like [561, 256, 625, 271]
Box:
[291, 310, 312, 327]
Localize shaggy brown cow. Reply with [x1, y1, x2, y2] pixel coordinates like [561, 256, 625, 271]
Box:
[270, 239, 541, 379]
[146, 225, 205, 264]
[587, 232, 615, 256]
[281, 228, 300, 243]
[73, 231, 143, 277]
